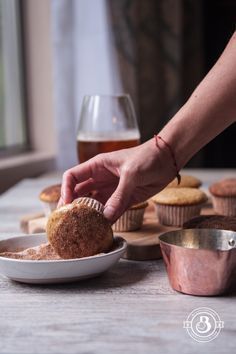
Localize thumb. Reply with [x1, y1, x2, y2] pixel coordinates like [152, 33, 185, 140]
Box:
[104, 176, 133, 223]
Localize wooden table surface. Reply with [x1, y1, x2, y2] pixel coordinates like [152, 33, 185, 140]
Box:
[0, 169, 235, 354]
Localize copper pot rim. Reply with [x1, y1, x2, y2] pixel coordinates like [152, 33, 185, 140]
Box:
[159, 228, 236, 252]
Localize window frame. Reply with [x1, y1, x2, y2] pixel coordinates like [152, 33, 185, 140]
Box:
[0, 0, 57, 194]
[0, 0, 30, 156]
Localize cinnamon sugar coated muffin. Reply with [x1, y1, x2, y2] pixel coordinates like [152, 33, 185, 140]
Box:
[39, 184, 61, 216]
[152, 188, 207, 226]
[209, 178, 236, 216]
[167, 175, 202, 188]
[46, 198, 113, 259]
[112, 201, 148, 232]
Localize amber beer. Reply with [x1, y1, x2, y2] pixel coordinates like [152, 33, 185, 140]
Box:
[77, 131, 140, 163]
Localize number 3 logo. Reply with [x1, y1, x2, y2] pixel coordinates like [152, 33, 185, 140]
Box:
[183, 307, 224, 342]
[196, 316, 211, 333]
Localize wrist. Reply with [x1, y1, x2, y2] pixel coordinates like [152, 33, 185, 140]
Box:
[158, 104, 196, 169]
[142, 137, 179, 183]
[154, 135, 181, 184]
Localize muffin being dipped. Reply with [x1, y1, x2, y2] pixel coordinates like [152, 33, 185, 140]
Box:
[46, 197, 113, 259]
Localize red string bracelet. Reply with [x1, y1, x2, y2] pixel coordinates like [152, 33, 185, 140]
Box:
[154, 135, 181, 185]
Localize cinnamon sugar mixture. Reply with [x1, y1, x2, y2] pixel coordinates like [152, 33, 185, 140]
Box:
[0, 243, 62, 260]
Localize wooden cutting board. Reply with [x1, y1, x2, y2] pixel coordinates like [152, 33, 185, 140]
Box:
[117, 202, 213, 261]
[20, 203, 214, 261]
[113, 203, 213, 260]
[118, 205, 179, 260]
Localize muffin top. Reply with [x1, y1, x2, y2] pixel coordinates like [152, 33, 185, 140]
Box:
[183, 214, 236, 231]
[39, 184, 61, 202]
[209, 178, 236, 197]
[167, 175, 201, 188]
[152, 187, 207, 206]
[129, 201, 149, 210]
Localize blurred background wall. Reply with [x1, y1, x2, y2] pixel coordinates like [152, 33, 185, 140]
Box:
[51, 0, 236, 169]
[0, 0, 236, 192]
[51, 0, 123, 169]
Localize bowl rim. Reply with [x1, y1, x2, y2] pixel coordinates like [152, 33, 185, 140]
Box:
[0, 234, 127, 264]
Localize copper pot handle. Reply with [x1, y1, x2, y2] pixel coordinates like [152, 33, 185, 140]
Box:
[228, 238, 236, 248]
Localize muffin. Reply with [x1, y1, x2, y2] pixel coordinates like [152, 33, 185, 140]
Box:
[46, 197, 113, 259]
[183, 214, 236, 231]
[167, 175, 202, 188]
[152, 188, 207, 226]
[39, 184, 61, 216]
[112, 202, 148, 232]
[209, 178, 236, 216]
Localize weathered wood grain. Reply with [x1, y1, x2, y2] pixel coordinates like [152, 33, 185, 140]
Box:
[0, 170, 235, 354]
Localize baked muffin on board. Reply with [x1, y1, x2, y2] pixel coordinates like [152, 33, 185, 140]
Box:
[152, 188, 207, 226]
[112, 202, 148, 232]
[39, 184, 61, 216]
[209, 178, 236, 216]
[47, 197, 113, 259]
[167, 175, 202, 189]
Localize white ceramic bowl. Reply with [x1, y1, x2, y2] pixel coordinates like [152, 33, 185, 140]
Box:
[0, 234, 126, 284]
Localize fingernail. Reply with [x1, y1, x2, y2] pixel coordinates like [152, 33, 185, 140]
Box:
[61, 189, 66, 201]
[57, 198, 63, 208]
[57, 196, 65, 208]
[104, 205, 116, 220]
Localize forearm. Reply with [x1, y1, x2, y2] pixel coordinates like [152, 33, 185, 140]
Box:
[160, 31, 236, 169]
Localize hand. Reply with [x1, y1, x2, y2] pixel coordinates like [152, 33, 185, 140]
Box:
[59, 32, 236, 223]
[59, 138, 177, 223]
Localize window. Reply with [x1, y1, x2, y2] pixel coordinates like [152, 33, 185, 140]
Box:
[0, 0, 27, 156]
[0, 0, 56, 194]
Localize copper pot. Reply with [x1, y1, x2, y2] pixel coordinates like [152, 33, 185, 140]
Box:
[159, 229, 236, 296]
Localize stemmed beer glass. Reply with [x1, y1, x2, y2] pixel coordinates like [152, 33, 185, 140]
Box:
[77, 94, 140, 163]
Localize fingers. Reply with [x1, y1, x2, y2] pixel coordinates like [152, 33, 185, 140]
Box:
[104, 173, 134, 223]
[57, 197, 64, 208]
[60, 161, 93, 204]
[57, 178, 93, 208]
[59, 153, 134, 222]
[60, 170, 78, 204]
[74, 179, 118, 200]
[74, 178, 95, 196]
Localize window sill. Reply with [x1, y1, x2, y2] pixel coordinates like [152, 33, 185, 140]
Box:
[0, 151, 56, 194]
